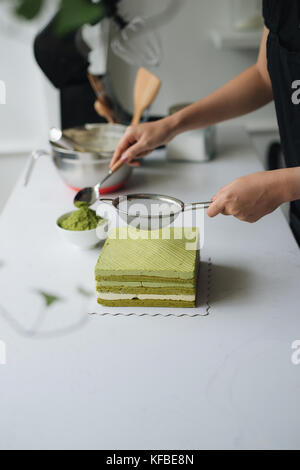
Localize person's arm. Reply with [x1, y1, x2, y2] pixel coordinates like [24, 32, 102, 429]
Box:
[205, 28, 300, 222]
[111, 27, 272, 167]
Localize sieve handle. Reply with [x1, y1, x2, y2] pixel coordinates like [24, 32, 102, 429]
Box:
[24, 150, 50, 187]
[185, 202, 211, 212]
[100, 198, 114, 204]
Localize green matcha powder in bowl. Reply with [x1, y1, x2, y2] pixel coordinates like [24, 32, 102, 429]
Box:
[57, 204, 109, 249]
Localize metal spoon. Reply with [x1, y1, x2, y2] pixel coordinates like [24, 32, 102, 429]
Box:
[74, 158, 125, 207]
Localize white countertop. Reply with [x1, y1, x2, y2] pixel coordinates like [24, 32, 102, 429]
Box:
[0, 125, 299, 450]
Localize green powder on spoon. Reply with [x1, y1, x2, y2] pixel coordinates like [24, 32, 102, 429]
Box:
[60, 204, 102, 231]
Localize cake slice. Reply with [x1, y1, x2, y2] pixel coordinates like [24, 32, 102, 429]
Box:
[95, 227, 199, 308]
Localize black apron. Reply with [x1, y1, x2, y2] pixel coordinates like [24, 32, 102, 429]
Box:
[263, 0, 300, 246]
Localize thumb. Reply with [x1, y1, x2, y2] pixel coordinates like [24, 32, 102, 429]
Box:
[206, 198, 225, 218]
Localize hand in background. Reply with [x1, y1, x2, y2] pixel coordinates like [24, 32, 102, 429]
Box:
[207, 171, 287, 223]
[110, 118, 175, 169]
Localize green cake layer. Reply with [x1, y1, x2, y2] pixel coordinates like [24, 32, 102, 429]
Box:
[95, 227, 199, 309]
[97, 299, 196, 308]
[97, 280, 195, 288]
[97, 286, 195, 295]
[95, 227, 199, 280]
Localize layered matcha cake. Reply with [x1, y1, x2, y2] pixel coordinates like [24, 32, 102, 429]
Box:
[95, 227, 199, 308]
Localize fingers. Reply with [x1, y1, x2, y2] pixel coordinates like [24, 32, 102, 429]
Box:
[110, 129, 137, 168]
[120, 141, 148, 164]
[207, 175, 266, 222]
[127, 150, 155, 167]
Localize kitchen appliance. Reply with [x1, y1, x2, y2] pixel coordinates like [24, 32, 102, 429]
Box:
[25, 124, 132, 193]
[167, 104, 216, 162]
[108, 0, 184, 68]
[99, 194, 211, 231]
[90, 68, 161, 126]
[111, 16, 162, 67]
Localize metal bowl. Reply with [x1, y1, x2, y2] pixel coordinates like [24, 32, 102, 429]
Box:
[25, 124, 132, 192]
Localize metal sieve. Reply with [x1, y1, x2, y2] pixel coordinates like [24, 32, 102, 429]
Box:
[100, 194, 211, 231]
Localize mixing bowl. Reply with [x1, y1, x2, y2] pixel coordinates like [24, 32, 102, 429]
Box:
[25, 124, 132, 192]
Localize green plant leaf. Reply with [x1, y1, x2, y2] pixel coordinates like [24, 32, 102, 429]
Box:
[37, 291, 62, 308]
[15, 0, 44, 20]
[55, 0, 107, 36]
[77, 286, 94, 298]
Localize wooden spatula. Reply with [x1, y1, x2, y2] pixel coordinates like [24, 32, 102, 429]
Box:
[110, 68, 161, 173]
[131, 68, 162, 126]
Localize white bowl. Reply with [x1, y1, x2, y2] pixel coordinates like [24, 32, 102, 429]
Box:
[57, 212, 109, 250]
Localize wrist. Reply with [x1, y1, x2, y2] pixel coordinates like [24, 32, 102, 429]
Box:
[165, 112, 184, 138]
[283, 167, 300, 202]
[272, 168, 300, 203]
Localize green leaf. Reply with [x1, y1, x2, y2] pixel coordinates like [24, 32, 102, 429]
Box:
[55, 0, 107, 36]
[77, 286, 94, 298]
[37, 291, 62, 308]
[15, 0, 44, 20]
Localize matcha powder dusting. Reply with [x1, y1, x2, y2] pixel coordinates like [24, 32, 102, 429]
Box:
[60, 205, 102, 231]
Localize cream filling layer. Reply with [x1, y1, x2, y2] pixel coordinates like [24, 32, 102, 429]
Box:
[97, 281, 194, 288]
[98, 292, 195, 302]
